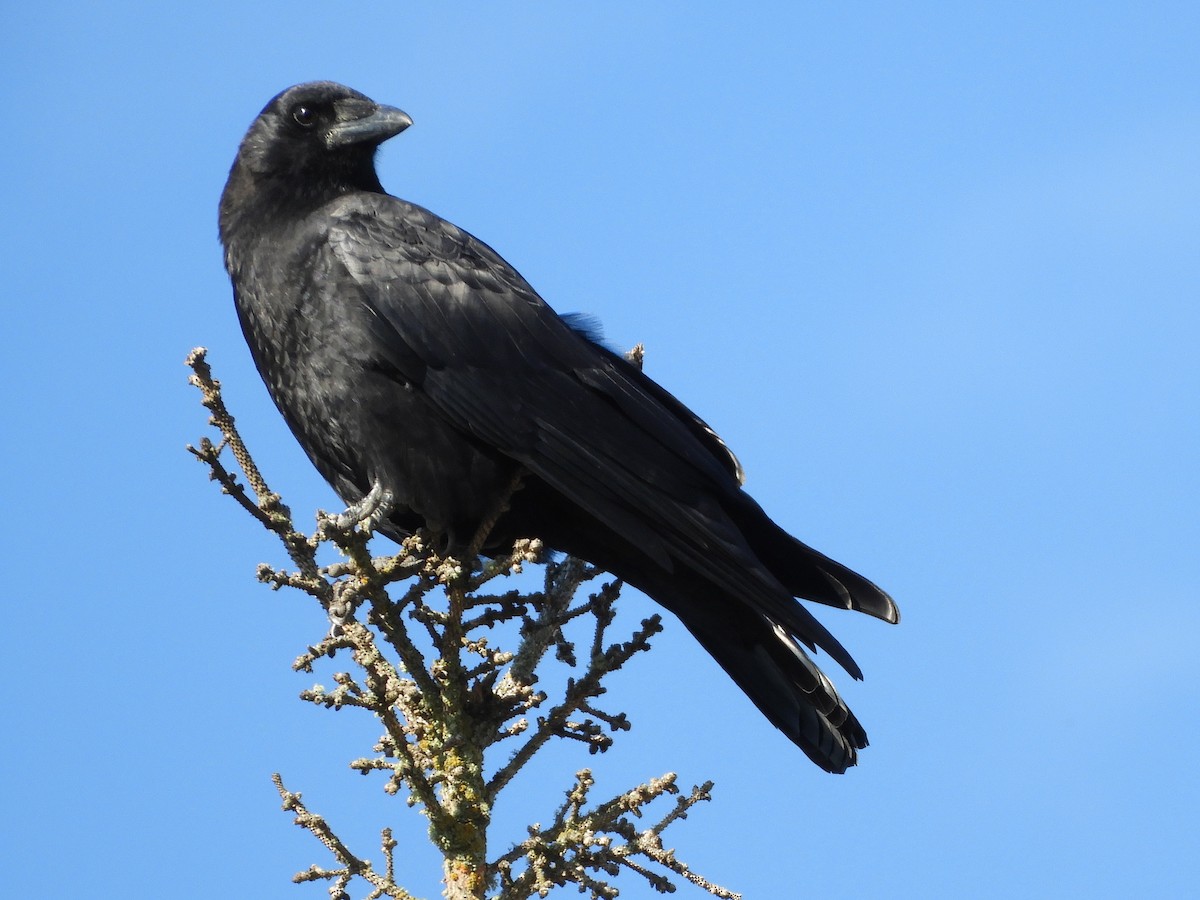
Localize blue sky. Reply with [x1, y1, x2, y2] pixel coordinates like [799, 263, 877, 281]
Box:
[4, 3, 1198, 898]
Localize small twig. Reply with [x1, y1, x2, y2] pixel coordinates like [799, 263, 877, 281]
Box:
[274, 773, 419, 900]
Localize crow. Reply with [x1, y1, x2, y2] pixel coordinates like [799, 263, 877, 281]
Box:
[219, 81, 898, 773]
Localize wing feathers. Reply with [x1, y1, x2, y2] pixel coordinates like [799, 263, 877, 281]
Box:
[326, 194, 880, 686]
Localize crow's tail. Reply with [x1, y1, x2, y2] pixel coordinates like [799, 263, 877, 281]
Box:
[679, 606, 867, 773]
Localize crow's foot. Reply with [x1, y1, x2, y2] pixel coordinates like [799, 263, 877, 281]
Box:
[321, 481, 395, 538]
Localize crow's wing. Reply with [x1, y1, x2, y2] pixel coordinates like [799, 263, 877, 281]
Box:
[318, 192, 861, 676]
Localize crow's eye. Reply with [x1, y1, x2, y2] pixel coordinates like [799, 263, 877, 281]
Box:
[292, 105, 317, 128]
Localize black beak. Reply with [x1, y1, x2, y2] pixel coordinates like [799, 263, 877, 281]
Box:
[326, 103, 413, 148]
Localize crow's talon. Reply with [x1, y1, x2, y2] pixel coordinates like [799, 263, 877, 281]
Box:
[322, 481, 395, 537]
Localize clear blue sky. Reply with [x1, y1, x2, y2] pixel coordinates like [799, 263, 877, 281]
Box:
[4, 3, 1197, 898]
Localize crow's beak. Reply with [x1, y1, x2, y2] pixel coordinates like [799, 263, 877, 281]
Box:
[326, 104, 413, 148]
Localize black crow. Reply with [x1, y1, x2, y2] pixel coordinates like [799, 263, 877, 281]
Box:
[219, 82, 898, 773]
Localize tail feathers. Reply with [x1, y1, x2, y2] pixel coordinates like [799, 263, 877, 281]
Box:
[732, 493, 900, 624]
[685, 612, 867, 774]
[805, 550, 899, 623]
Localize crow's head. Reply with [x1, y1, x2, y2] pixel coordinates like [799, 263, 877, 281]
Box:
[221, 82, 411, 235]
[237, 81, 411, 178]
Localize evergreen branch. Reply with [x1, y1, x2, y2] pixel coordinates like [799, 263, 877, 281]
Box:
[188, 351, 739, 899]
